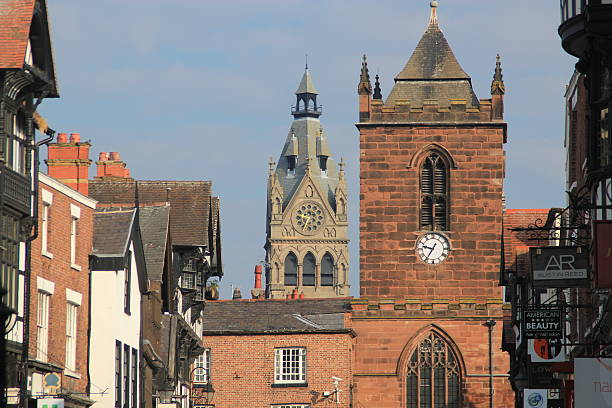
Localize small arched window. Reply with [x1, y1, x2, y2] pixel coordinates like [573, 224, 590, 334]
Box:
[284, 253, 298, 286]
[303, 253, 316, 286]
[320, 253, 334, 286]
[406, 332, 461, 408]
[420, 152, 449, 231]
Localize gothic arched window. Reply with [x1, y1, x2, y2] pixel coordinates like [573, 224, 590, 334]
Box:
[406, 332, 460, 408]
[420, 152, 449, 231]
[303, 253, 316, 286]
[284, 253, 298, 286]
[320, 253, 334, 286]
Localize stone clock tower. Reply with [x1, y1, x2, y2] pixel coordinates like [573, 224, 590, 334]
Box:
[350, 3, 514, 407]
[264, 67, 350, 299]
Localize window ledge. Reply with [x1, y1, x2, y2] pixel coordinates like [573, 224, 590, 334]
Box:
[42, 251, 53, 259]
[70, 263, 82, 271]
[64, 369, 80, 379]
[271, 382, 308, 388]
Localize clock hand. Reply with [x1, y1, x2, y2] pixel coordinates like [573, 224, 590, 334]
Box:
[427, 243, 437, 258]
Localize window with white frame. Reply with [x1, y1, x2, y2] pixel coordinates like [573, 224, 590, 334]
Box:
[194, 349, 210, 383]
[65, 302, 77, 371]
[274, 348, 306, 384]
[41, 189, 52, 257]
[70, 204, 81, 269]
[36, 291, 50, 361]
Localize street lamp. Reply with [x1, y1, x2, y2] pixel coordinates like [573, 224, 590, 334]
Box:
[483, 320, 496, 408]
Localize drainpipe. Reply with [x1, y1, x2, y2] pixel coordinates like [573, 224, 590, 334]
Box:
[484, 320, 497, 408]
[20, 129, 55, 408]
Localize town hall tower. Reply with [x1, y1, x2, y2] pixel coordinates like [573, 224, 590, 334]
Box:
[264, 68, 350, 299]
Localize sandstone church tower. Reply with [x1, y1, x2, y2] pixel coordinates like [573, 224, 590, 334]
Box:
[351, 2, 513, 407]
[264, 67, 350, 299]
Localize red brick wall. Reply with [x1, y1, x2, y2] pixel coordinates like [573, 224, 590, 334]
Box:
[349, 304, 513, 408]
[194, 333, 353, 407]
[359, 124, 505, 301]
[29, 178, 94, 395]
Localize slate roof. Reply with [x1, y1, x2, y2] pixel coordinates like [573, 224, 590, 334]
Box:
[92, 208, 136, 256]
[202, 298, 351, 334]
[295, 68, 318, 94]
[386, 14, 478, 108]
[0, 0, 35, 69]
[138, 205, 170, 282]
[89, 180, 212, 247]
[275, 117, 339, 209]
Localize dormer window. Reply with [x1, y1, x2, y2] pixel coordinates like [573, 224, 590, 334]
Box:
[287, 156, 297, 176]
[319, 156, 328, 176]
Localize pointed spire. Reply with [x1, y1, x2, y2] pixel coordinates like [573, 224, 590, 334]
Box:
[373, 74, 382, 100]
[429, 1, 439, 26]
[358, 54, 372, 95]
[296, 67, 318, 95]
[491, 54, 505, 95]
[338, 158, 346, 180]
[394, 1, 469, 82]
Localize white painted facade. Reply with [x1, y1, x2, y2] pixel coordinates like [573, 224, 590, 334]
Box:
[90, 241, 141, 408]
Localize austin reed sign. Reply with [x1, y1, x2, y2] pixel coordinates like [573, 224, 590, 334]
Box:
[530, 247, 589, 288]
[523, 308, 562, 340]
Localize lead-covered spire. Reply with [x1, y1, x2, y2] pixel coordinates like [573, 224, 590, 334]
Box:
[491, 54, 505, 95]
[293, 66, 321, 118]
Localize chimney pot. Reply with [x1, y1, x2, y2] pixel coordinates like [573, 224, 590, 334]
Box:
[299, 292, 305, 299]
[98, 152, 109, 161]
[292, 288, 298, 299]
[110, 152, 121, 161]
[232, 287, 242, 300]
[254, 265, 263, 289]
[70, 133, 80, 143]
[57, 133, 68, 143]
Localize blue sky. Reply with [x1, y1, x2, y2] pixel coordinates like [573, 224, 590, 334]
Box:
[40, 1, 576, 299]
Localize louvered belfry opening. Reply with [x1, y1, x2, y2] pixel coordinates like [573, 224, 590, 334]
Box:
[420, 152, 449, 231]
[406, 332, 461, 408]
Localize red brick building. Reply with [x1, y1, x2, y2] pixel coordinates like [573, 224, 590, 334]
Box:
[28, 168, 96, 407]
[351, 3, 513, 407]
[197, 299, 353, 408]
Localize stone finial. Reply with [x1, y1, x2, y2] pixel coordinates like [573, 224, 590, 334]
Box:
[429, 1, 439, 26]
[491, 54, 505, 95]
[268, 157, 276, 175]
[358, 54, 372, 95]
[373, 74, 383, 100]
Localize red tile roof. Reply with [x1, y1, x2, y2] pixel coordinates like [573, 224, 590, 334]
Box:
[0, 0, 36, 69]
[503, 209, 551, 278]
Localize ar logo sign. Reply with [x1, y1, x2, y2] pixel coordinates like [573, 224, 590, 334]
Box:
[545, 254, 577, 271]
[533, 248, 588, 281]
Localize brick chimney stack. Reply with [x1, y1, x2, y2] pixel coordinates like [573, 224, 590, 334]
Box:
[46, 132, 92, 195]
[95, 151, 132, 179]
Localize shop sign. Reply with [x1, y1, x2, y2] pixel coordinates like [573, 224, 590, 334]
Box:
[528, 339, 566, 363]
[595, 221, 612, 288]
[523, 308, 562, 339]
[575, 358, 612, 407]
[37, 399, 64, 408]
[531, 246, 589, 287]
[524, 389, 547, 408]
[529, 363, 560, 388]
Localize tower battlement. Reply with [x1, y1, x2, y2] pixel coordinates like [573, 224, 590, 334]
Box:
[367, 98, 497, 123]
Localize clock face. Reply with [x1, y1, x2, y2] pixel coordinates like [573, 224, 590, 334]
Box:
[417, 233, 450, 264]
[293, 202, 325, 235]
